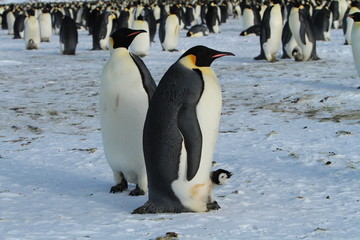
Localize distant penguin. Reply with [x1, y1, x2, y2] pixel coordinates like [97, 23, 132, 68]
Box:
[343, 1, 360, 45]
[206, 2, 220, 33]
[240, 24, 261, 36]
[142, 5, 157, 43]
[52, 9, 63, 35]
[24, 10, 40, 50]
[92, 11, 115, 50]
[130, 15, 150, 57]
[100, 28, 156, 196]
[289, 1, 319, 61]
[13, 14, 26, 39]
[117, 8, 130, 28]
[242, 2, 261, 31]
[38, 8, 52, 42]
[349, 12, 360, 78]
[281, 21, 299, 59]
[6, 8, 15, 35]
[159, 6, 180, 51]
[132, 46, 234, 214]
[312, 4, 332, 41]
[259, 0, 283, 62]
[59, 16, 78, 55]
[186, 24, 209, 37]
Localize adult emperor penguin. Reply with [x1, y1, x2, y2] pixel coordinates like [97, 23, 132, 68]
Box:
[13, 13, 26, 39]
[206, 1, 221, 33]
[132, 45, 234, 214]
[349, 12, 360, 78]
[343, 1, 360, 45]
[24, 9, 40, 50]
[130, 15, 150, 57]
[289, 0, 319, 61]
[100, 28, 156, 196]
[259, 0, 283, 62]
[159, 6, 180, 51]
[59, 15, 78, 55]
[38, 8, 52, 42]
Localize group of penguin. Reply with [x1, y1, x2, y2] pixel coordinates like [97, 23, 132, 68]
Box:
[100, 27, 234, 213]
[0, 0, 235, 56]
[238, 0, 360, 62]
[0, 3, 78, 53]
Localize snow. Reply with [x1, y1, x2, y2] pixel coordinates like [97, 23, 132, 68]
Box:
[1, 16, 360, 239]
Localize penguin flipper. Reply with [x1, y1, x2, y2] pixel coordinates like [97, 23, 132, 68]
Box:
[299, 17, 307, 45]
[178, 102, 202, 181]
[130, 54, 157, 102]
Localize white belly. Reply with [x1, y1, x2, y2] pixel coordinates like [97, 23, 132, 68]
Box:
[351, 22, 360, 77]
[130, 20, 150, 57]
[24, 16, 40, 49]
[162, 14, 179, 51]
[39, 13, 52, 42]
[100, 48, 148, 183]
[242, 8, 255, 30]
[172, 67, 222, 212]
[263, 5, 283, 61]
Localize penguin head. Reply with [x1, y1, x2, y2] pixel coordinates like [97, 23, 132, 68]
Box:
[211, 169, 233, 186]
[109, 28, 146, 52]
[179, 45, 235, 67]
[349, 12, 360, 22]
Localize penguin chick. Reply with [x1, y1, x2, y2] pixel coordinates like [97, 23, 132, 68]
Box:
[210, 169, 233, 187]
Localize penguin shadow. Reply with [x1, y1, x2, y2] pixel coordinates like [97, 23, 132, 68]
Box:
[5, 154, 144, 212]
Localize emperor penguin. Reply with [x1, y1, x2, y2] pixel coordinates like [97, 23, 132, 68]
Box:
[6, 7, 15, 35]
[159, 6, 180, 51]
[132, 46, 234, 214]
[24, 9, 40, 50]
[100, 28, 156, 196]
[13, 13, 26, 39]
[312, 3, 332, 41]
[99, 12, 116, 50]
[288, 0, 319, 61]
[206, 1, 221, 33]
[343, 1, 360, 45]
[130, 15, 150, 57]
[349, 12, 360, 78]
[38, 8, 52, 42]
[59, 15, 78, 55]
[259, 0, 283, 62]
[209, 169, 233, 206]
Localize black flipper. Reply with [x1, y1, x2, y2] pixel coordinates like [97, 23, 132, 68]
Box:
[130, 53, 157, 102]
[177, 102, 202, 181]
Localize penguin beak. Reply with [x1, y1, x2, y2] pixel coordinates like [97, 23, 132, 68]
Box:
[127, 30, 147, 37]
[211, 52, 235, 59]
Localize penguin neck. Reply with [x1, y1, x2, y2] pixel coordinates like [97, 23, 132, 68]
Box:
[110, 47, 130, 56]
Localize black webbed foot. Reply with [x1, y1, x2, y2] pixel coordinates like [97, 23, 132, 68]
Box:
[109, 178, 128, 193]
[129, 184, 145, 196]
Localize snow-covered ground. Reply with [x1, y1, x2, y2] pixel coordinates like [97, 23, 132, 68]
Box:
[1, 15, 360, 239]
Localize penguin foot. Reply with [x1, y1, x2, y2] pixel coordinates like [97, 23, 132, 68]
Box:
[254, 54, 266, 60]
[132, 200, 191, 214]
[129, 185, 145, 196]
[207, 201, 220, 211]
[109, 179, 128, 193]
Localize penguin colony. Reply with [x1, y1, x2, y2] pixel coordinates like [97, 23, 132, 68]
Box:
[1, 0, 360, 213]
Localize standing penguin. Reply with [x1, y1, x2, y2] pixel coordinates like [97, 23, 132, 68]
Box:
[6, 6, 15, 35]
[349, 12, 360, 78]
[38, 8, 52, 42]
[288, 0, 319, 61]
[24, 9, 40, 50]
[133, 46, 234, 214]
[130, 15, 150, 57]
[13, 13, 26, 39]
[59, 15, 78, 55]
[100, 28, 156, 196]
[343, 1, 360, 45]
[159, 6, 180, 51]
[206, 2, 221, 33]
[258, 0, 283, 62]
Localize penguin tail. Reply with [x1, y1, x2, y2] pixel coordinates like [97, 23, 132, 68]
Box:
[132, 200, 191, 214]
